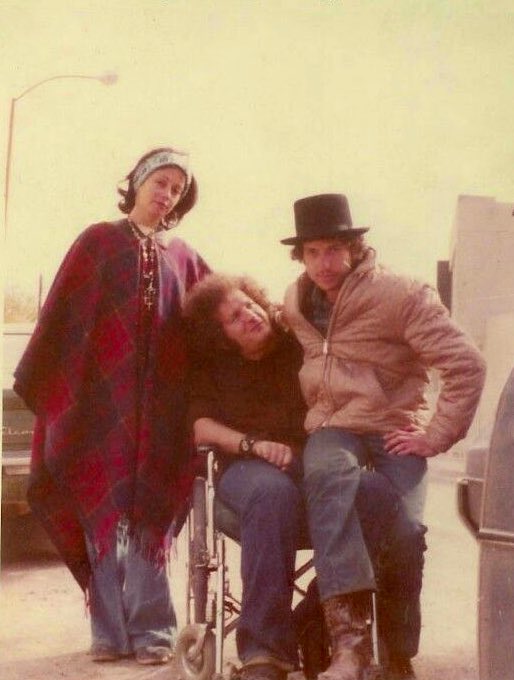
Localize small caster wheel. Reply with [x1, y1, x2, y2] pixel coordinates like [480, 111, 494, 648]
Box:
[176, 624, 215, 680]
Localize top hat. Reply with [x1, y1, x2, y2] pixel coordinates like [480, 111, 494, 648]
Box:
[280, 193, 369, 245]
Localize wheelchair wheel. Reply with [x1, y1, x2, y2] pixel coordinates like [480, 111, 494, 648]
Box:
[192, 477, 209, 623]
[176, 624, 215, 680]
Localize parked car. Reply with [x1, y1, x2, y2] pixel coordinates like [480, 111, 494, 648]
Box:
[458, 368, 514, 680]
[2, 324, 34, 517]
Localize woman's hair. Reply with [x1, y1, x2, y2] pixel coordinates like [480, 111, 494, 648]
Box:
[183, 273, 275, 359]
[117, 146, 198, 228]
[290, 234, 370, 268]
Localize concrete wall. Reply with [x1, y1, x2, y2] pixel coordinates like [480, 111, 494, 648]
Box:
[449, 195, 514, 450]
[450, 195, 514, 349]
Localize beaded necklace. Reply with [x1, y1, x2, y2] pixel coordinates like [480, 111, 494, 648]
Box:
[127, 219, 159, 311]
[127, 218, 161, 390]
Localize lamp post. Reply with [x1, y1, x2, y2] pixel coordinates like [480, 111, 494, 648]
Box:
[4, 72, 118, 237]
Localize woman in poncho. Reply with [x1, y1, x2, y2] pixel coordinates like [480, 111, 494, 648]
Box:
[14, 147, 210, 665]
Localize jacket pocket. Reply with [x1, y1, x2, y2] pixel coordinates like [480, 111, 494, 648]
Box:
[328, 360, 389, 412]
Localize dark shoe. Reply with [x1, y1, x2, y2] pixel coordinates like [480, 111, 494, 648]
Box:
[135, 645, 173, 665]
[320, 592, 373, 680]
[387, 655, 416, 679]
[91, 645, 123, 662]
[293, 579, 329, 680]
[240, 663, 287, 680]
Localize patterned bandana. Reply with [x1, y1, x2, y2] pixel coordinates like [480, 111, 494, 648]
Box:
[133, 149, 191, 192]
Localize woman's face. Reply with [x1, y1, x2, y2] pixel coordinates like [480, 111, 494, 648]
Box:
[216, 289, 274, 359]
[133, 166, 186, 224]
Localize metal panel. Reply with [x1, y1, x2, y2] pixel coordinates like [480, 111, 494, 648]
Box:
[480, 369, 514, 533]
[479, 543, 514, 680]
[477, 369, 514, 679]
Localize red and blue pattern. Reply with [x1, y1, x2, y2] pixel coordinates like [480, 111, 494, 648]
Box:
[14, 220, 209, 589]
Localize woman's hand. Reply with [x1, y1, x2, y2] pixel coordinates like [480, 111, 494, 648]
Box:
[252, 441, 294, 470]
[383, 424, 438, 458]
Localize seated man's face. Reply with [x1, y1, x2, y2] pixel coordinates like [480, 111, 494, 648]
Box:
[302, 237, 353, 301]
[216, 289, 273, 359]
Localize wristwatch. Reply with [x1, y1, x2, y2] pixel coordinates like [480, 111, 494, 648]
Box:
[238, 436, 257, 457]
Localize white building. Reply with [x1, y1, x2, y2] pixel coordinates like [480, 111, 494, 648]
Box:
[439, 195, 514, 449]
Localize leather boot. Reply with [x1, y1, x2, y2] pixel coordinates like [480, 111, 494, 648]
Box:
[318, 592, 372, 680]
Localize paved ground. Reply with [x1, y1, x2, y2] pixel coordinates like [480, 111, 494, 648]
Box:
[0, 453, 478, 679]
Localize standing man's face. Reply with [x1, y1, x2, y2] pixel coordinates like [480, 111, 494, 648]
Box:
[302, 238, 353, 303]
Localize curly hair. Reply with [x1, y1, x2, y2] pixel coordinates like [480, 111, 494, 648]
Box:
[117, 146, 198, 229]
[290, 234, 371, 268]
[183, 273, 275, 360]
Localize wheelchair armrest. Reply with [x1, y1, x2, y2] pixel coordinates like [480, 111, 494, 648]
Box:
[196, 444, 220, 457]
[194, 444, 224, 490]
[196, 445, 221, 479]
[173, 446, 221, 537]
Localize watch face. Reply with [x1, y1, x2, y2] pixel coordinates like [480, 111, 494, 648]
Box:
[240, 438, 252, 454]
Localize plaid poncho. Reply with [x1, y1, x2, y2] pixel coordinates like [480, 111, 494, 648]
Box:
[14, 220, 209, 590]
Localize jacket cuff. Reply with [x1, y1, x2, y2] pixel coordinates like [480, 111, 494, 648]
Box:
[424, 427, 452, 454]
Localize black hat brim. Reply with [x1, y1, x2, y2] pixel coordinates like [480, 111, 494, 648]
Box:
[280, 226, 369, 246]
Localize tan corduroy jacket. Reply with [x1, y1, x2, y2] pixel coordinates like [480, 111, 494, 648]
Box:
[283, 251, 486, 453]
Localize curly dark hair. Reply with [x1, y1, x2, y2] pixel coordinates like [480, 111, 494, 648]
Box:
[117, 146, 198, 229]
[183, 273, 276, 360]
[290, 234, 371, 268]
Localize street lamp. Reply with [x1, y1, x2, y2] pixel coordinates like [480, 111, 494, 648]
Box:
[4, 71, 118, 237]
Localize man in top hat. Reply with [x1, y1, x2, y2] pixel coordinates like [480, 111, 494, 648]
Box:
[281, 194, 486, 680]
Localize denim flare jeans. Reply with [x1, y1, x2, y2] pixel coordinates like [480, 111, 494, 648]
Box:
[217, 457, 303, 670]
[85, 517, 176, 655]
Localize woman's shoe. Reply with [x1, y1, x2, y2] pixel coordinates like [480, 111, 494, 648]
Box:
[91, 645, 123, 662]
[135, 645, 173, 665]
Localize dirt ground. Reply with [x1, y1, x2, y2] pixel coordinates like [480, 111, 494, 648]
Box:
[0, 509, 236, 680]
[0, 456, 478, 680]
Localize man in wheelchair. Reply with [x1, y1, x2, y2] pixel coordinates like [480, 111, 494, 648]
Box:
[184, 273, 426, 680]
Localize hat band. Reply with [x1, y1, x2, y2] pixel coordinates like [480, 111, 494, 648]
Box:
[300, 223, 352, 240]
[133, 150, 192, 192]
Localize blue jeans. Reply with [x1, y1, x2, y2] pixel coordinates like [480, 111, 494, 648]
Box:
[217, 458, 303, 669]
[293, 469, 426, 663]
[303, 427, 427, 601]
[360, 433, 428, 523]
[356, 469, 427, 658]
[85, 518, 176, 654]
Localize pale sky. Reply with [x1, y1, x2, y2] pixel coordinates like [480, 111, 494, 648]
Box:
[2, 0, 514, 302]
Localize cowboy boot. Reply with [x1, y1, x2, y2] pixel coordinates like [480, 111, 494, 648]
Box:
[318, 592, 373, 680]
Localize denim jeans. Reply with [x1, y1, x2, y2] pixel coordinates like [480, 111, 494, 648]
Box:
[376, 516, 427, 658]
[303, 427, 427, 602]
[217, 457, 303, 669]
[85, 518, 176, 655]
[360, 433, 428, 523]
[293, 469, 427, 663]
[357, 469, 427, 658]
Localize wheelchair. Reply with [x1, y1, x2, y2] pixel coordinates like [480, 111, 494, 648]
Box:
[175, 447, 383, 680]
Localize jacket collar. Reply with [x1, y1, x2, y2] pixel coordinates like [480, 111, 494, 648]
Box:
[294, 247, 377, 308]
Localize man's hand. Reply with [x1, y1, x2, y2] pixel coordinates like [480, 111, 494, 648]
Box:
[252, 441, 293, 470]
[383, 424, 439, 458]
